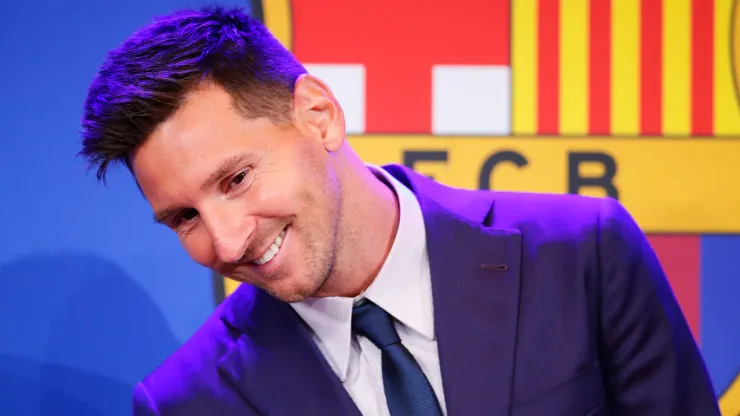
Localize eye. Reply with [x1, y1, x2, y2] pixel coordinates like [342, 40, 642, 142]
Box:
[227, 169, 250, 191]
[176, 208, 199, 225]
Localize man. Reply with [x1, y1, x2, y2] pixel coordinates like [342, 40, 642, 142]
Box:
[80, 6, 719, 416]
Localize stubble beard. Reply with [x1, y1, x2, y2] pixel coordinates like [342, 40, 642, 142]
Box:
[269, 173, 344, 303]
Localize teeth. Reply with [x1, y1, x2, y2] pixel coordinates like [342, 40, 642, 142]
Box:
[254, 230, 286, 266]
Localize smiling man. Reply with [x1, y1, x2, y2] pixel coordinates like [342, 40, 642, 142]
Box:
[133, 81, 388, 304]
[80, 6, 720, 416]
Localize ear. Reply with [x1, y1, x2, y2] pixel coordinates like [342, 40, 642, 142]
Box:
[292, 74, 346, 152]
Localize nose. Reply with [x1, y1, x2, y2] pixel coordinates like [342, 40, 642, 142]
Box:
[201, 204, 257, 264]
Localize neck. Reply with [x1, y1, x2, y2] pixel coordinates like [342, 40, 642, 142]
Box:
[315, 153, 399, 298]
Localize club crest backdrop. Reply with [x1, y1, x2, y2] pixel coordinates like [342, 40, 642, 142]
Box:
[219, 0, 740, 413]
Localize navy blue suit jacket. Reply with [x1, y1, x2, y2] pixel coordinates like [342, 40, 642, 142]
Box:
[133, 165, 720, 415]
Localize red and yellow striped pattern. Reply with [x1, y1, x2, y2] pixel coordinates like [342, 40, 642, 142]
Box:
[513, 0, 740, 136]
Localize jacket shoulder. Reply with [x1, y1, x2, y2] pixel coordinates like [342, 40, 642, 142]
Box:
[133, 296, 242, 413]
[490, 190, 610, 235]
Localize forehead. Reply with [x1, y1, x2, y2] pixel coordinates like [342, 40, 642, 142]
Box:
[145, 85, 245, 157]
[130, 85, 282, 199]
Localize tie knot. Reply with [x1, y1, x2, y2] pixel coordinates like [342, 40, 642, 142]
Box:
[352, 301, 401, 348]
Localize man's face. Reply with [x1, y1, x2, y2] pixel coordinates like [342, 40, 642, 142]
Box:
[132, 81, 344, 302]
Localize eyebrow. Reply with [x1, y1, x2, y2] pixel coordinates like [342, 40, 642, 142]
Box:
[153, 206, 179, 224]
[200, 154, 249, 192]
[152, 154, 250, 224]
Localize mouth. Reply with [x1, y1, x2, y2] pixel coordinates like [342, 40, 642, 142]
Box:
[253, 228, 287, 266]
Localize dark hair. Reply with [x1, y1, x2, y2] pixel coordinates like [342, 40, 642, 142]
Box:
[79, 6, 306, 182]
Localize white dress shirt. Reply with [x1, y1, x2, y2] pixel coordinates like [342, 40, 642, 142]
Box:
[290, 165, 447, 416]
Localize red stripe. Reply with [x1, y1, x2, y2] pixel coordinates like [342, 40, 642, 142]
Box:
[646, 235, 701, 341]
[589, 0, 611, 135]
[538, 0, 560, 135]
[641, 0, 663, 135]
[692, 0, 714, 136]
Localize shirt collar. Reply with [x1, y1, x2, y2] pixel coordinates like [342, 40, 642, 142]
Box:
[289, 164, 433, 381]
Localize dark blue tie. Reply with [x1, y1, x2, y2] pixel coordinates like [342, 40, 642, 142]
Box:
[352, 301, 443, 416]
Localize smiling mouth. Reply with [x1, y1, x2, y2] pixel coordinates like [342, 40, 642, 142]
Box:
[253, 229, 286, 266]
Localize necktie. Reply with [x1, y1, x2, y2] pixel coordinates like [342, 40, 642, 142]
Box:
[352, 301, 443, 416]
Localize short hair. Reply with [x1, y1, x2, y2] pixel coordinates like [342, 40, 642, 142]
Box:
[79, 6, 306, 182]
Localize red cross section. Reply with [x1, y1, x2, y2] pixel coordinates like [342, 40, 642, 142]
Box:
[292, 0, 510, 134]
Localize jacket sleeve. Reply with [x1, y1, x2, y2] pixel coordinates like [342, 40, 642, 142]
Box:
[132, 382, 161, 416]
[596, 197, 720, 415]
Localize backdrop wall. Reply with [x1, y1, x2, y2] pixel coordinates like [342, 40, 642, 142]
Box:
[1, 1, 738, 415]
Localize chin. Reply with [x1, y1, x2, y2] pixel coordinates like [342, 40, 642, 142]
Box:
[263, 275, 326, 303]
[265, 286, 314, 303]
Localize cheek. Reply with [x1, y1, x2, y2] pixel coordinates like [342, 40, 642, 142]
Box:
[253, 177, 302, 216]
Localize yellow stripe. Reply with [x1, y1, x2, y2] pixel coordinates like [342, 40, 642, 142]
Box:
[662, 0, 692, 136]
[262, 0, 292, 50]
[611, 0, 640, 136]
[512, 0, 538, 135]
[223, 278, 241, 298]
[719, 371, 740, 416]
[559, 0, 589, 135]
[715, 0, 740, 135]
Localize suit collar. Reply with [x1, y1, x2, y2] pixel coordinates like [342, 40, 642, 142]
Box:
[217, 285, 362, 416]
[385, 164, 523, 415]
[381, 164, 495, 225]
[363, 165, 435, 340]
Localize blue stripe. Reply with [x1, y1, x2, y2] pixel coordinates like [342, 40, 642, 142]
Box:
[700, 235, 740, 395]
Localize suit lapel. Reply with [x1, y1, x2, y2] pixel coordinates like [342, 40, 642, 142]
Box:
[428, 208, 522, 415]
[388, 165, 523, 415]
[217, 285, 361, 416]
